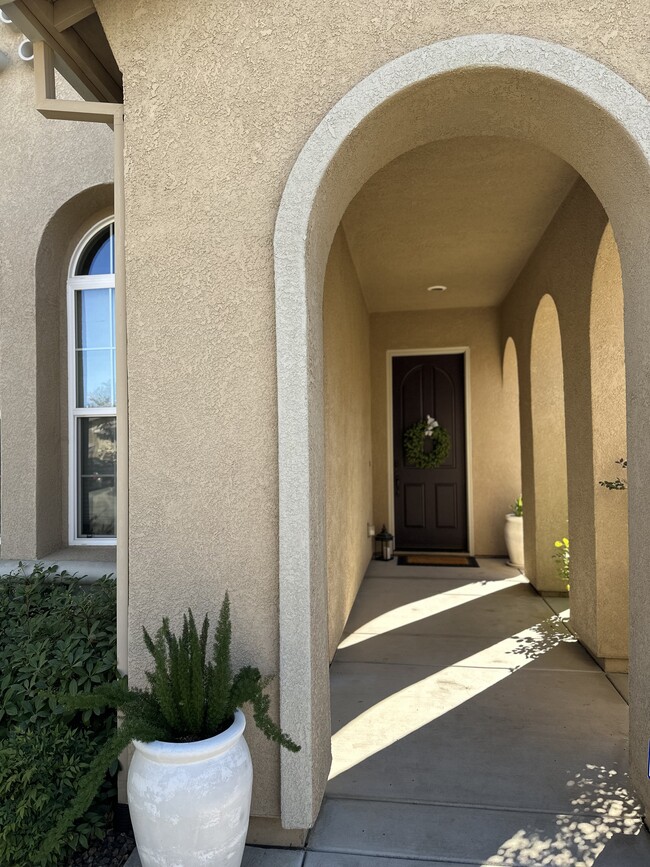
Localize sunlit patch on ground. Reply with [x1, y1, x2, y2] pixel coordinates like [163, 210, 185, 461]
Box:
[312, 563, 650, 865]
[331, 614, 573, 780]
[485, 766, 642, 866]
[338, 577, 527, 650]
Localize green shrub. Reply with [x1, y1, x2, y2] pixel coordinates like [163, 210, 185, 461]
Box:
[0, 724, 115, 867]
[0, 564, 118, 866]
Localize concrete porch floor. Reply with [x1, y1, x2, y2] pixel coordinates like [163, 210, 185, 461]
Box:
[127, 558, 650, 866]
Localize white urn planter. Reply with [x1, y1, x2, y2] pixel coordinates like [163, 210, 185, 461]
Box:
[127, 710, 253, 867]
[504, 514, 524, 570]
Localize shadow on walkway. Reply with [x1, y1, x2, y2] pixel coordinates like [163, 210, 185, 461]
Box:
[305, 558, 650, 866]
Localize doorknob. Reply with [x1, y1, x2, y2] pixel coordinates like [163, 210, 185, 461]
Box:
[395, 475, 400, 496]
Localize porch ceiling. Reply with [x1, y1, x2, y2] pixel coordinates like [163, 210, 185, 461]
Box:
[341, 136, 577, 312]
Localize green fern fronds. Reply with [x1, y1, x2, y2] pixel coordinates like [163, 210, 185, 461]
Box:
[207, 591, 232, 732]
[231, 666, 299, 752]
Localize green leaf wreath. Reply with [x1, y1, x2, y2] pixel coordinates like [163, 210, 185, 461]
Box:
[403, 415, 451, 469]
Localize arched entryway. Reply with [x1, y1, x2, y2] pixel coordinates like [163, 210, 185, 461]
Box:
[274, 34, 650, 829]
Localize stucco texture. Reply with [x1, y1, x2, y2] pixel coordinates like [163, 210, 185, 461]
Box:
[500, 180, 629, 665]
[371, 308, 521, 555]
[92, 0, 650, 827]
[323, 227, 373, 660]
[0, 23, 113, 558]
[590, 225, 628, 666]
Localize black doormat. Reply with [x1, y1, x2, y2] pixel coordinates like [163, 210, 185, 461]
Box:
[397, 554, 479, 567]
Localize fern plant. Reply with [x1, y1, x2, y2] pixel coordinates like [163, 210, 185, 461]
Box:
[37, 593, 299, 864]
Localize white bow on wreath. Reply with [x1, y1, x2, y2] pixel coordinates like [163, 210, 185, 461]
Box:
[424, 415, 439, 436]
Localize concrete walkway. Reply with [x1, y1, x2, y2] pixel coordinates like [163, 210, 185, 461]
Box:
[126, 558, 650, 866]
[304, 557, 650, 866]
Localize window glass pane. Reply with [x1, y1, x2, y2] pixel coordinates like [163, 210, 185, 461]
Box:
[77, 349, 115, 408]
[78, 417, 116, 538]
[76, 288, 112, 349]
[75, 225, 114, 276]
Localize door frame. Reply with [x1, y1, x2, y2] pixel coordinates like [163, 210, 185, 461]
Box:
[386, 347, 474, 554]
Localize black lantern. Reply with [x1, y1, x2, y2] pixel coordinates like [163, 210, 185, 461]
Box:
[374, 525, 394, 561]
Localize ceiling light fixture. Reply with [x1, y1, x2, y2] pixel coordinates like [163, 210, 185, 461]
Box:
[426, 285, 447, 292]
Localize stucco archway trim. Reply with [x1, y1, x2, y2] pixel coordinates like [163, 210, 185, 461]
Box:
[274, 33, 650, 828]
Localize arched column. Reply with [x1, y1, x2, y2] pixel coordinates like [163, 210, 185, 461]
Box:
[530, 296, 568, 591]
[502, 339, 523, 562]
[501, 179, 614, 658]
[274, 34, 650, 826]
[585, 225, 629, 670]
[504, 319, 540, 586]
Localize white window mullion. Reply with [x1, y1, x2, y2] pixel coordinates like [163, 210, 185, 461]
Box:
[67, 277, 78, 546]
[109, 286, 116, 408]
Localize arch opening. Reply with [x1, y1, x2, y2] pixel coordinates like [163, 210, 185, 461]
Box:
[274, 34, 650, 828]
[530, 295, 568, 592]
[502, 338, 522, 499]
[502, 337, 523, 567]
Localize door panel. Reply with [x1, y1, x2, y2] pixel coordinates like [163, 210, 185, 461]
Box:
[404, 483, 426, 528]
[392, 354, 468, 551]
[435, 483, 457, 529]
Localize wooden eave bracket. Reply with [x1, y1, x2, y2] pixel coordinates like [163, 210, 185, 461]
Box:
[52, 0, 95, 31]
[1, 0, 122, 102]
[34, 40, 121, 125]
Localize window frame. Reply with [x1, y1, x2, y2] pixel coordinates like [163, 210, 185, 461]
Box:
[67, 215, 117, 546]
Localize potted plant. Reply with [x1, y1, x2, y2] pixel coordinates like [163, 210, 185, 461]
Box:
[38, 594, 299, 867]
[553, 536, 570, 591]
[504, 496, 524, 569]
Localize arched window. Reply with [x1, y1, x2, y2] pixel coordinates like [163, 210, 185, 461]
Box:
[67, 217, 116, 543]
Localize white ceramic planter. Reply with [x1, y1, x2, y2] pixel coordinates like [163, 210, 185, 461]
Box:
[127, 710, 253, 867]
[504, 513, 524, 570]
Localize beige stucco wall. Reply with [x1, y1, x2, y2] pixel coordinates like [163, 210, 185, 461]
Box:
[590, 224, 628, 666]
[501, 179, 625, 640]
[323, 226, 373, 659]
[90, 0, 650, 828]
[501, 182, 628, 663]
[0, 23, 113, 559]
[371, 308, 521, 555]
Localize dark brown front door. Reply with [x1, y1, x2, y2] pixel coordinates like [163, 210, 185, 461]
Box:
[392, 353, 468, 551]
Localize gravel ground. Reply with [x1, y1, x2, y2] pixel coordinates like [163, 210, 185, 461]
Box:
[66, 829, 135, 867]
